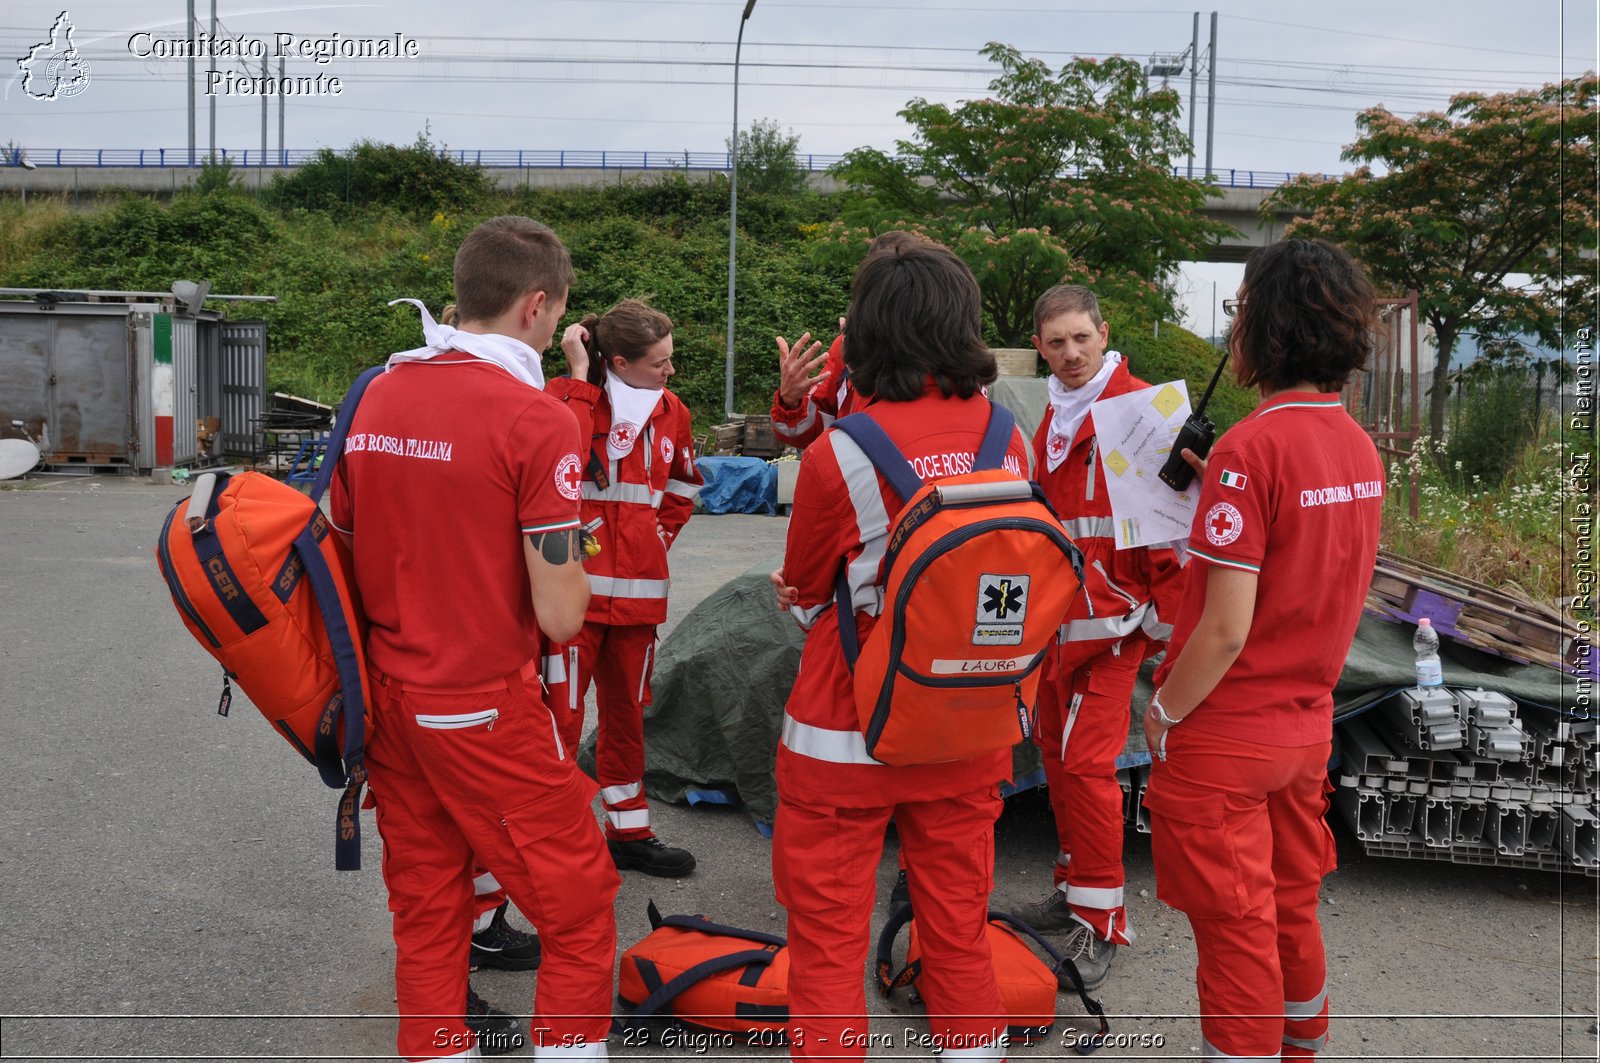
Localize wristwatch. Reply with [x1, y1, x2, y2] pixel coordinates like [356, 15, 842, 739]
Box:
[1148, 689, 1183, 728]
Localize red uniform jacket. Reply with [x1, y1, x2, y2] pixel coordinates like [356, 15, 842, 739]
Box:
[1033, 359, 1188, 673]
[546, 378, 703, 627]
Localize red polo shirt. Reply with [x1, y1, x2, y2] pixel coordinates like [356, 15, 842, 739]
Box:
[1154, 390, 1383, 746]
[331, 358, 585, 688]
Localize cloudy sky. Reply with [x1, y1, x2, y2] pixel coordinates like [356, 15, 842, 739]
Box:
[2, 0, 1594, 331]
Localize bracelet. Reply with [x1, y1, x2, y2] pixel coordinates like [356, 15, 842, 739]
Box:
[1149, 689, 1183, 728]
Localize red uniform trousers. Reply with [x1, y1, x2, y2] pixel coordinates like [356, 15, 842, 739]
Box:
[1033, 645, 1139, 945]
[774, 761, 1008, 1061]
[366, 660, 620, 1061]
[1144, 726, 1334, 1061]
[564, 620, 657, 842]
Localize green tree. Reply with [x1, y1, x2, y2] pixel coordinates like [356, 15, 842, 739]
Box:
[728, 117, 807, 198]
[824, 43, 1232, 345]
[1268, 76, 1599, 440]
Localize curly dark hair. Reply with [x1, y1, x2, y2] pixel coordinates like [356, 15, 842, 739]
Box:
[843, 242, 996, 402]
[1231, 239, 1378, 393]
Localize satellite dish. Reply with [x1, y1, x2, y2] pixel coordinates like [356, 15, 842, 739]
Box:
[0, 438, 41, 480]
[171, 279, 212, 315]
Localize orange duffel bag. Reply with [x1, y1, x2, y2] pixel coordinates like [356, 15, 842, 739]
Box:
[155, 366, 381, 869]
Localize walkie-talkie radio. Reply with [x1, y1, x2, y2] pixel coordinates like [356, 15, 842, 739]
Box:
[1158, 347, 1231, 492]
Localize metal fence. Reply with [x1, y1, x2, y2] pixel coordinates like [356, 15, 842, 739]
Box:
[6, 147, 1330, 188]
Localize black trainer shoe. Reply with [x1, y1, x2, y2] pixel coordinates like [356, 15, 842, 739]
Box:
[608, 835, 696, 877]
[465, 983, 525, 1056]
[1057, 920, 1118, 993]
[887, 869, 910, 911]
[471, 902, 541, 971]
[1007, 888, 1079, 934]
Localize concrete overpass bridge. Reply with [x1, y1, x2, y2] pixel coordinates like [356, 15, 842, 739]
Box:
[0, 148, 1308, 263]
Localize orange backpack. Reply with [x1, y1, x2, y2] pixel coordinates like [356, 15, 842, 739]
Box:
[617, 901, 789, 1043]
[875, 903, 1110, 1049]
[155, 367, 381, 870]
[831, 406, 1084, 766]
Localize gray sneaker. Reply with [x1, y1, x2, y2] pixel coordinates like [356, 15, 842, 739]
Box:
[1007, 888, 1079, 934]
[1058, 920, 1118, 993]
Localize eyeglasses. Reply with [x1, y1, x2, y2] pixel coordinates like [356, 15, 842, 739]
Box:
[1222, 298, 1245, 318]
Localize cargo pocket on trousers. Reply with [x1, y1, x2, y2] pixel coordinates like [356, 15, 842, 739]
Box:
[501, 772, 618, 929]
[1142, 781, 1249, 919]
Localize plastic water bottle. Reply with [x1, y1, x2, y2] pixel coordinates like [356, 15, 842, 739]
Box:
[1413, 618, 1443, 689]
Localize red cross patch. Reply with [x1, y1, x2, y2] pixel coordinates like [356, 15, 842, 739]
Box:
[609, 422, 638, 452]
[555, 453, 583, 501]
[1047, 434, 1067, 460]
[661, 437, 675, 465]
[1204, 501, 1243, 546]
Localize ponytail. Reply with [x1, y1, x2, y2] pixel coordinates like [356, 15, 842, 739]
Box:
[578, 313, 606, 386]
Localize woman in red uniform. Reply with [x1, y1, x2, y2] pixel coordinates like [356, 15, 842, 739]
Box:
[1141, 239, 1385, 1061]
[773, 242, 1021, 1061]
[546, 299, 703, 878]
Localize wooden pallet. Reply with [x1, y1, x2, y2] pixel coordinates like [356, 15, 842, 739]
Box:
[1367, 549, 1584, 674]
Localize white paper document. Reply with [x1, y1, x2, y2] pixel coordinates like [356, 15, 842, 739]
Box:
[1088, 381, 1202, 549]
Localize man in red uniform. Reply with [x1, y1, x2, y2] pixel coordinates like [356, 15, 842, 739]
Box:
[774, 242, 1021, 1061]
[1006, 285, 1185, 992]
[1142, 238, 1385, 1060]
[332, 216, 619, 1062]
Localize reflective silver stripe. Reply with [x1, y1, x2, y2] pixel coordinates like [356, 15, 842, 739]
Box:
[1093, 559, 1139, 609]
[1062, 515, 1115, 540]
[581, 481, 664, 507]
[1200, 1040, 1276, 1062]
[541, 653, 567, 685]
[606, 808, 651, 830]
[637, 641, 653, 704]
[1061, 608, 1146, 643]
[473, 871, 500, 895]
[939, 1043, 1005, 1061]
[566, 647, 580, 712]
[790, 601, 828, 631]
[1065, 883, 1125, 910]
[1285, 986, 1329, 1019]
[1060, 692, 1083, 759]
[601, 781, 642, 804]
[827, 430, 891, 617]
[1283, 1034, 1327, 1051]
[416, 709, 498, 730]
[664, 478, 702, 499]
[547, 707, 565, 761]
[781, 712, 882, 765]
[775, 399, 820, 440]
[1142, 606, 1173, 642]
[588, 574, 670, 599]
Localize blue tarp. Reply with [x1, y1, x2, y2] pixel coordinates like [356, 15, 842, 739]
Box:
[695, 456, 776, 515]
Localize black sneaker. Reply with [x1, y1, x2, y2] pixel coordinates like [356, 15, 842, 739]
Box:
[471, 902, 541, 971]
[887, 869, 910, 911]
[1057, 921, 1118, 993]
[608, 835, 696, 878]
[465, 983, 525, 1056]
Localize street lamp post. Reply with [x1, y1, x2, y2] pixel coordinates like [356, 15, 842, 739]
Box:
[724, 0, 757, 419]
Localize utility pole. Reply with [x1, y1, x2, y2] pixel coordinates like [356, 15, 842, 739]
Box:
[187, 0, 195, 165]
[1205, 11, 1217, 179]
[260, 55, 267, 165]
[208, 0, 217, 162]
[724, 0, 758, 419]
[1187, 12, 1199, 179]
[278, 58, 285, 165]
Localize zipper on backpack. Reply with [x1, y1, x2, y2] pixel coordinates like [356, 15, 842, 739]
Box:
[416, 708, 499, 732]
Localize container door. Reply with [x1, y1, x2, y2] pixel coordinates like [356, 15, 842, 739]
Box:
[0, 313, 53, 443]
[220, 320, 267, 458]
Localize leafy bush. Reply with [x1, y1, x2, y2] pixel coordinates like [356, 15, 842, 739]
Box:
[265, 133, 493, 216]
[1445, 365, 1540, 485]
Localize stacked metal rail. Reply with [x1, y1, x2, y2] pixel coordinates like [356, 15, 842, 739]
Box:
[1332, 689, 1596, 876]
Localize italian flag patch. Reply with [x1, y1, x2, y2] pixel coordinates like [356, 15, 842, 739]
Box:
[1219, 469, 1248, 490]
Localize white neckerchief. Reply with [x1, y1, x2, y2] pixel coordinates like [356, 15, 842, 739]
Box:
[1045, 350, 1122, 472]
[384, 298, 545, 390]
[603, 370, 663, 460]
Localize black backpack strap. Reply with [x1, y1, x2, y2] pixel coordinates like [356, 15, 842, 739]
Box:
[293, 519, 366, 871]
[986, 910, 1111, 1054]
[659, 914, 787, 949]
[628, 948, 779, 1021]
[830, 412, 922, 671]
[974, 403, 1016, 471]
[873, 902, 920, 997]
[309, 364, 384, 506]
